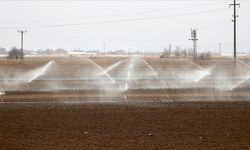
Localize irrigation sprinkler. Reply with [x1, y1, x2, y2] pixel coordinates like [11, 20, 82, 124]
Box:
[0, 92, 5, 103]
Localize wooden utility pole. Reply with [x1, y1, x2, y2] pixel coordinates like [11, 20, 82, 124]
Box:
[230, 0, 240, 59]
[18, 30, 27, 60]
[219, 43, 222, 57]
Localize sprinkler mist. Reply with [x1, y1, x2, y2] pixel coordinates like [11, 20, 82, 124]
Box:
[189, 61, 211, 83]
[122, 63, 134, 101]
[28, 60, 54, 83]
[140, 58, 158, 76]
[230, 77, 250, 91]
[4, 56, 250, 103]
[87, 58, 116, 84]
[99, 60, 125, 76]
[229, 59, 250, 90]
[124, 64, 134, 91]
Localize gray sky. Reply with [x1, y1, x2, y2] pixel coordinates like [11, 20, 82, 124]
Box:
[0, 0, 249, 53]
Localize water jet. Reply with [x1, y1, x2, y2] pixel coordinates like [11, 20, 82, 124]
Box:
[87, 58, 116, 84]
[28, 60, 54, 83]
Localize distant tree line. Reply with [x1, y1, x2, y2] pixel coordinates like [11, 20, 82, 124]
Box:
[7, 47, 22, 60]
[160, 46, 194, 58]
[160, 46, 212, 60]
[197, 52, 212, 60]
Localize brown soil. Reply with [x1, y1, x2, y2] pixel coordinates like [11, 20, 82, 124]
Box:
[1, 102, 250, 150]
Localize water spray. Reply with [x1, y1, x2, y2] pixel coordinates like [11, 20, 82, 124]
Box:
[189, 61, 212, 83]
[229, 59, 250, 90]
[124, 64, 134, 91]
[87, 58, 116, 84]
[229, 77, 250, 90]
[140, 58, 158, 76]
[28, 60, 54, 83]
[99, 60, 125, 76]
[194, 70, 211, 83]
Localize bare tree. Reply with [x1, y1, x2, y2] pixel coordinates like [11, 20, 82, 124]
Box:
[8, 47, 21, 60]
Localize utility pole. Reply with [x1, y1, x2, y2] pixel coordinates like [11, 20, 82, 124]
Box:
[18, 30, 27, 60]
[230, 0, 240, 60]
[169, 44, 172, 56]
[189, 29, 198, 61]
[103, 42, 106, 55]
[219, 43, 222, 57]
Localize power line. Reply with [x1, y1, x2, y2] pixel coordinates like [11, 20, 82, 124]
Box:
[0, 2, 225, 24]
[239, 11, 250, 22]
[219, 43, 222, 57]
[240, 9, 250, 14]
[240, 18, 250, 22]
[0, 8, 228, 30]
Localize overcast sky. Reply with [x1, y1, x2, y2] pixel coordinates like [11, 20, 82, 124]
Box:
[0, 0, 249, 53]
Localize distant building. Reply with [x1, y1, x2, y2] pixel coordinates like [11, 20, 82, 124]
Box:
[107, 50, 126, 55]
[37, 48, 54, 55]
[68, 51, 97, 57]
[36, 48, 68, 56]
